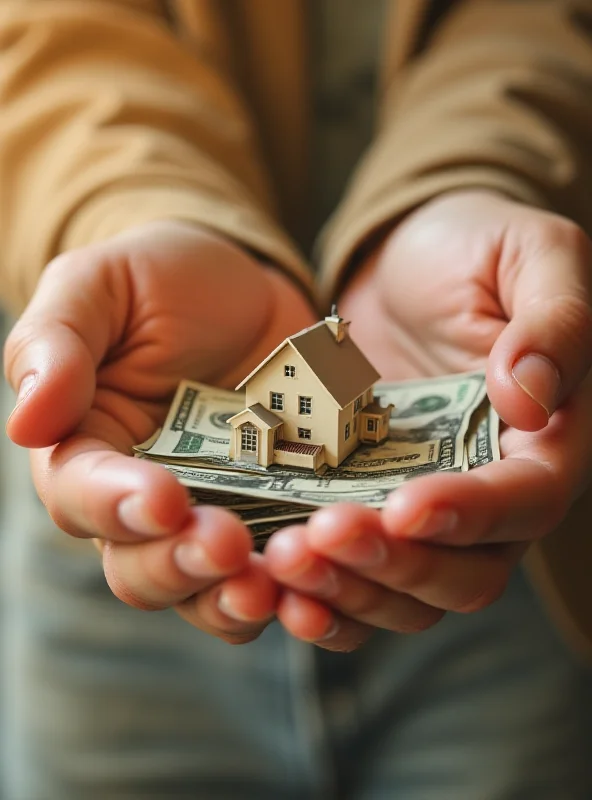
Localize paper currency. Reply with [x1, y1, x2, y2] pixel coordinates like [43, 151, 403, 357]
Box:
[138, 372, 487, 473]
[136, 372, 500, 546]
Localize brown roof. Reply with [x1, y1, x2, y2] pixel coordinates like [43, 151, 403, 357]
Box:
[228, 404, 283, 429]
[236, 321, 380, 409]
[361, 401, 393, 417]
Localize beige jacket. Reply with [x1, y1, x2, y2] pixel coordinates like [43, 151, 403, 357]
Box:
[1, 0, 591, 657]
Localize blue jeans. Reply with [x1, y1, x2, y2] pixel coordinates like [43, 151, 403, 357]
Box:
[2, 456, 591, 799]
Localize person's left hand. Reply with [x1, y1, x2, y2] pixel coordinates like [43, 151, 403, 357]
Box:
[264, 190, 592, 652]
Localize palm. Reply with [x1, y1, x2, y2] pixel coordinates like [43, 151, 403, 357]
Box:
[339, 190, 592, 523]
[341, 192, 509, 382]
[267, 192, 592, 653]
[4, 220, 317, 641]
[67, 222, 313, 454]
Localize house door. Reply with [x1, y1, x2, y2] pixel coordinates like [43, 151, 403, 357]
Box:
[240, 424, 258, 462]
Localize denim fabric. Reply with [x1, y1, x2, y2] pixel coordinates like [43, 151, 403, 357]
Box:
[1, 437, 591, 800]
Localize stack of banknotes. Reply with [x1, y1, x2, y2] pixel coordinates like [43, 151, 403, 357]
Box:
[134, 373, 500, 549]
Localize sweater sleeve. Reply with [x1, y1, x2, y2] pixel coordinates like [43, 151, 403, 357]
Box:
[0, 0, 311, 312]
[319, 0, 592, 304]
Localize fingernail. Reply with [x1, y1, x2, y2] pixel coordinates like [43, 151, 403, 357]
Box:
[404, 507, 459, 539]
[217, 591, 243, 620]
[268, 530, 340, 597]
[117, 494, 169, 537]
[218, 591, 272, 623]
[316, 618, 340, 641]
[174, 541, 223, 578]
[17, 372, 38, 403]
[335, 535, 388, 567]
[512, 354, 561, 416]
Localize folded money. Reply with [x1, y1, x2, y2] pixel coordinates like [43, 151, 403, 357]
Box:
[135, 373, 500, 548]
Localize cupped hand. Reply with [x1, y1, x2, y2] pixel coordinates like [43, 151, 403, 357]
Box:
[265, 191, 592, 651]
[4, 220, 316, 642]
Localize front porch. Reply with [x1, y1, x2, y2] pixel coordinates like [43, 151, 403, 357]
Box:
[273, 440, 325, 472]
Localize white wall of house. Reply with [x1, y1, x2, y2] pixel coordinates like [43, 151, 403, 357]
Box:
[244, 345, 342, 462]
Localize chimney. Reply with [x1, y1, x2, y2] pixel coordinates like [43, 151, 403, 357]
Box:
[325, 305, 350, 343]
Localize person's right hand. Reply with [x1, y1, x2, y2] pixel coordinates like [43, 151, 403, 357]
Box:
[4, 220, 316, 643]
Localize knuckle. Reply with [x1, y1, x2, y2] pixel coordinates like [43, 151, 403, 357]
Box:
[553, 294, 592, 350]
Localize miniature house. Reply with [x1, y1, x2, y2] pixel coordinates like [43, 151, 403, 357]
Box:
[228, 309, 393, 471]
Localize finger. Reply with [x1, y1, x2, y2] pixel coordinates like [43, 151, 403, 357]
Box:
[265, 525, 444, 630]
[382, 457, 565, 547]
[4, 252, 123, 447]
[306, 504, 523, 611]
[103, 506, 253, 610]
[268, 513, 519, 616]
[277, 591, 374, 653]
[36, 439, 190, 541]
[488, 218, 592, 430]
[384, 375, 592, 548]
[175, 554, 278, 644]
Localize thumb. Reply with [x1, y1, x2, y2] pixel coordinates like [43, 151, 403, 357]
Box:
[487, 223, 592, 431]
[4, 253, 117, 447]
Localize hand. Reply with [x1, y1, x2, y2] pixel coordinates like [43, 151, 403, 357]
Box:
[264, 191, 592, 651]
[4, 220, 316, 643]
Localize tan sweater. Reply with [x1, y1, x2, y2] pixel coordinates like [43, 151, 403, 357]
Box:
[1, 0, 591, 657]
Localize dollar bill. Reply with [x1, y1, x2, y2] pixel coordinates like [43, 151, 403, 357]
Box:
[186, 489, 274, 510]
[133, 428, 162, 453]
[138, 372, 487, 477]
[162, 457, 447, 509]
[466, 400, 501, 468]
[136, 373, 500, 533]
[134, 381, 245, 467]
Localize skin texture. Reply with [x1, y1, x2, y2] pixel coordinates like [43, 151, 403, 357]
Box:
[5, 192, 592, 652]
[4, 220, 316, 644]
[264, 191, 592, 651]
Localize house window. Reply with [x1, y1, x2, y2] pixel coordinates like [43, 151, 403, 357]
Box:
[298, 428, 312, 440]
[299, 396, 312, 415]
[366, 418, 377, 432]
[345, 422, 350, 440]
[241, 425, 258, 452]
[284, 365, 296, 378]
[270, 392, 284, 411]
[354, 396, 362, 414]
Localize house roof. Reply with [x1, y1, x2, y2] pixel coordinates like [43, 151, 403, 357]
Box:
[236, 321, 380, 409]
[360, 400, 393, 417]
[228, 403, 283, 429]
